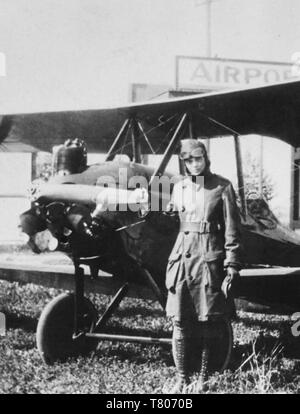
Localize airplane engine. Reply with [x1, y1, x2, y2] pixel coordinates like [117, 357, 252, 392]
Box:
[19, 200, 123, 274]
[19, 208, 47, 236]
[19, 208, 48, 253]
[52, 138, 87, 176]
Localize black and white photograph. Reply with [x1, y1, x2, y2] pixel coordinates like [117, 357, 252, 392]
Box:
[1, 0, 300, 395]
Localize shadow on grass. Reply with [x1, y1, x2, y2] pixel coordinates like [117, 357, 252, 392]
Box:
[5, 312, 37, 333]
[235, 313, 300, 360]
[230, 332, 300, 373]
[236, 314, 291, 331]
[112, 307, 165, 319]
[91, 323, 173, 366]
[94, 340, 174, 366]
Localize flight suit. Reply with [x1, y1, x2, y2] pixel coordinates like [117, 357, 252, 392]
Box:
[166, 171, 242, 322]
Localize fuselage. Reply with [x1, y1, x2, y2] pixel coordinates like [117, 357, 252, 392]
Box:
[20, 160, 300, 291]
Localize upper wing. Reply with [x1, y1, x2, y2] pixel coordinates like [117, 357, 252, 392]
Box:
[1, 79, 300, 153]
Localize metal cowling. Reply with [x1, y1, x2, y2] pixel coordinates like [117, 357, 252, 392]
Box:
[52, 138, 87, 176]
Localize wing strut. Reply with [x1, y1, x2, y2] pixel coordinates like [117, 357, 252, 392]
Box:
[149, 113, 188, 186]
[234, 134, 247, 218]
[105, 118, 131, 161]
[137, 121, 155, 154]
[131, 118, 142, 163]
[106, 117, 143, 163]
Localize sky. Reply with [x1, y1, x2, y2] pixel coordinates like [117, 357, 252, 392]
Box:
[0, 0, 298, 238]
[0, 0, 300, 112]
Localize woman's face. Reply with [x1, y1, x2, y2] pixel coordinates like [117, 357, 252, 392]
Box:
[184, 153, 206, 176]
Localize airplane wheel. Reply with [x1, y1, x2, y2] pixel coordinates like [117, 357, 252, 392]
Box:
[191, 318, 233, 374]
[208, 318, 233, 373]
[36, 293, 97, 364]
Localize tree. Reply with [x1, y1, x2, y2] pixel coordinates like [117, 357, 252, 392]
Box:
[34, 152, 52, 182]
[243, 151, 274, 201]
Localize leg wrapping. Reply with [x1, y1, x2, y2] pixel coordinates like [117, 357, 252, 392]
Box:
[197, 322, 211, 391]
[172, 321, 190, 379]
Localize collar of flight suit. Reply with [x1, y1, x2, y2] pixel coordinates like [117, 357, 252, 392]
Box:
[182, 170, 212, 189]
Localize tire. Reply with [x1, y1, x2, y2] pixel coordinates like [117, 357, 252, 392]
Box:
[208, 318, 233, 373]
[190, 318, 233, 374]
[36, 293, 97, 364]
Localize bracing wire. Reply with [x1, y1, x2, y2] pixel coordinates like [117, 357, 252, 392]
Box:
[103, 112, 179, 160]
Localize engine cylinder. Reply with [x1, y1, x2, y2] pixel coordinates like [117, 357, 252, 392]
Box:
[52, 138, 87, 176]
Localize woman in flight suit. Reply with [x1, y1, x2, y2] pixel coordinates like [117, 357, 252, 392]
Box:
[166, 138, 242, 392]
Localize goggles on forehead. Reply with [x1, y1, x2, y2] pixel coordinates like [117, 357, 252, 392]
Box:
[179, 147, 205, 161]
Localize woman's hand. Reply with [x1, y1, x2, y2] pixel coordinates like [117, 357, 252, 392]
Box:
[221, 266, 240, 298]
[226, 266, 240, 283]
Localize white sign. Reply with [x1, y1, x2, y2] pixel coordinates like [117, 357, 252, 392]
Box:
[176, 56, 299, 90]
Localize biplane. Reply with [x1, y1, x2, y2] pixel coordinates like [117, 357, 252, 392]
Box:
[3, 79, 300, 371]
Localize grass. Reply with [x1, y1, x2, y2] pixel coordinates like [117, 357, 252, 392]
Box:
[1, 279, 300, 394]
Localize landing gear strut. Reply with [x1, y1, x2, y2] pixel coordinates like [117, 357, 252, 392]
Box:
[36, 255, 233, 374]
